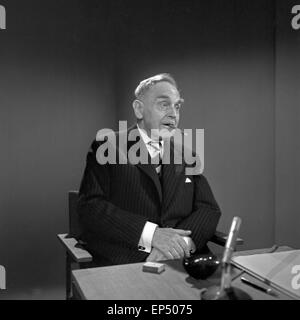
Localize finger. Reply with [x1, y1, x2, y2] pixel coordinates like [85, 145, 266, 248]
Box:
[159, 246, 174, 260]
[158, 248, 172, 260]
[156, 252, 166, 262]
[172, 242, 185, 258]
[153, 249, 165, 262]
[170, 247, 181, 260]
[165, 250, 174, 260]
[177, 237, 191, 257]
[158, 254, 168, 261]
[172, 229, 192, 236]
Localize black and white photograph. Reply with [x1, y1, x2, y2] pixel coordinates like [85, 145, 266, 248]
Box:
[0, 0, 299, 307]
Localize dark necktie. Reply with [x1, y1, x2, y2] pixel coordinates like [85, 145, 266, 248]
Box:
[148, 141, 163, 176]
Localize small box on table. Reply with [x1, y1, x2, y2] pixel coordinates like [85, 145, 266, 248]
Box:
[142, 262, 165, 274]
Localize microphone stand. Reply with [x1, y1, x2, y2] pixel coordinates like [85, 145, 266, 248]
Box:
[201, 217, 252, 300]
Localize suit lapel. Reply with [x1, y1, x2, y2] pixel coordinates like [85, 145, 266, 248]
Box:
[126, 125, 163, 203]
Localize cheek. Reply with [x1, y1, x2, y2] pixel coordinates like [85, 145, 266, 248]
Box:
[143, 110, 153, 122]
[145, 112, 160, 128]
[153, 112, 163, 124]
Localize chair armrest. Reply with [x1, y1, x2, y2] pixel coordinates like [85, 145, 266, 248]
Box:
[210, 230, 244, 247]
[57, 233, 93, 263]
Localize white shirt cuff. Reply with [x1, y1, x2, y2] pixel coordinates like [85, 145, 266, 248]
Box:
[138, 222, 158, 253]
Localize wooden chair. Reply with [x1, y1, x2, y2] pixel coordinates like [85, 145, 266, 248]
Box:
[57, 191, 244, 300]
[57, 191, 93, 300]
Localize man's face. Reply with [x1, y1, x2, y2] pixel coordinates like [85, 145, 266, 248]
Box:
[139, 81, 183, 140]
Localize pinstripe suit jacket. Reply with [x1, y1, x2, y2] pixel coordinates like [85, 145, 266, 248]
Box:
[77, 125, 221, 266]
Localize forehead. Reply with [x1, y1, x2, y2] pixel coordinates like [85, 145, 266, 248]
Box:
[146, 81, 180, 100]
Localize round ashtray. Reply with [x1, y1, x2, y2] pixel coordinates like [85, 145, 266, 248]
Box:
[183, 253, 220, 280]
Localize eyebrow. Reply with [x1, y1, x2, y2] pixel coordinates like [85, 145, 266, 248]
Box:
[156, 95, 184, 104]
[156, 95, 171, 100]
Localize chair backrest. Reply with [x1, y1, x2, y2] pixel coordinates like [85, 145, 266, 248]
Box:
[68, 190, 82, 238]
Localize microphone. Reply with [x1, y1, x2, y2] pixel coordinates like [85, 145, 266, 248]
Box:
[201, 216, 252, 300]
[219, 217, 241, 291]
[222, 217, 241, 264]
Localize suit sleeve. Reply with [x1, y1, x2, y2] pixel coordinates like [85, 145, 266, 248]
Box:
[174, 174, 221, 251]
[77, 140, 148, 248]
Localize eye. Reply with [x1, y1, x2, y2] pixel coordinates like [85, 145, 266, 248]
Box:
[174, 103, 181, 111]
[158, 101, 170, 109]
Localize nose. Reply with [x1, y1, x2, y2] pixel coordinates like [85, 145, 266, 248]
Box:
[167, 104, 177, 118]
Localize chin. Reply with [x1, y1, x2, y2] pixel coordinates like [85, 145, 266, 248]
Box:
[159, 128, 176, 139]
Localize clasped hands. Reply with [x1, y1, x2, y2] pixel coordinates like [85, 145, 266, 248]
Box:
[146, 227, 195, 262]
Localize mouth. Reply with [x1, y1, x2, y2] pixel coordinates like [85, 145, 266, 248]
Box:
[161, 122, 177, 130]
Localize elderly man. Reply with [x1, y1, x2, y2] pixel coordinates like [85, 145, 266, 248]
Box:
[77, 73, 221, 266]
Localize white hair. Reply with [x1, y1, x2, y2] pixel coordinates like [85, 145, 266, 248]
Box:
[134, 73, 178, 99]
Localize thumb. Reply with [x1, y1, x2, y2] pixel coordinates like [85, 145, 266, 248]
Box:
[173, 229, 192, 235]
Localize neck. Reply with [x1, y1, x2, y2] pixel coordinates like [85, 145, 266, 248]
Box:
[137, 122, 152, 139]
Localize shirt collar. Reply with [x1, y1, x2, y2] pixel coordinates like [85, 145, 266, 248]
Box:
[137, 124, 152, 145]
[137, 124, 164, 147]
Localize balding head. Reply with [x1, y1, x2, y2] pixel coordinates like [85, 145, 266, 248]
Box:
[134, 73, 178, 100]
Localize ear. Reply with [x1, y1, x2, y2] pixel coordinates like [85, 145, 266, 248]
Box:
[132, 99, 144, 120]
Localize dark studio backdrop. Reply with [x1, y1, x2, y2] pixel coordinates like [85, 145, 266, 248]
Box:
[0, 0, 299, 299]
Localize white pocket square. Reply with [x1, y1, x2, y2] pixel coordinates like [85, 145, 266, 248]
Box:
[185, 177, 192, 183]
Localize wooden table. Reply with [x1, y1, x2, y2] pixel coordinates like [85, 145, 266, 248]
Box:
[72, 246, 294, 300]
